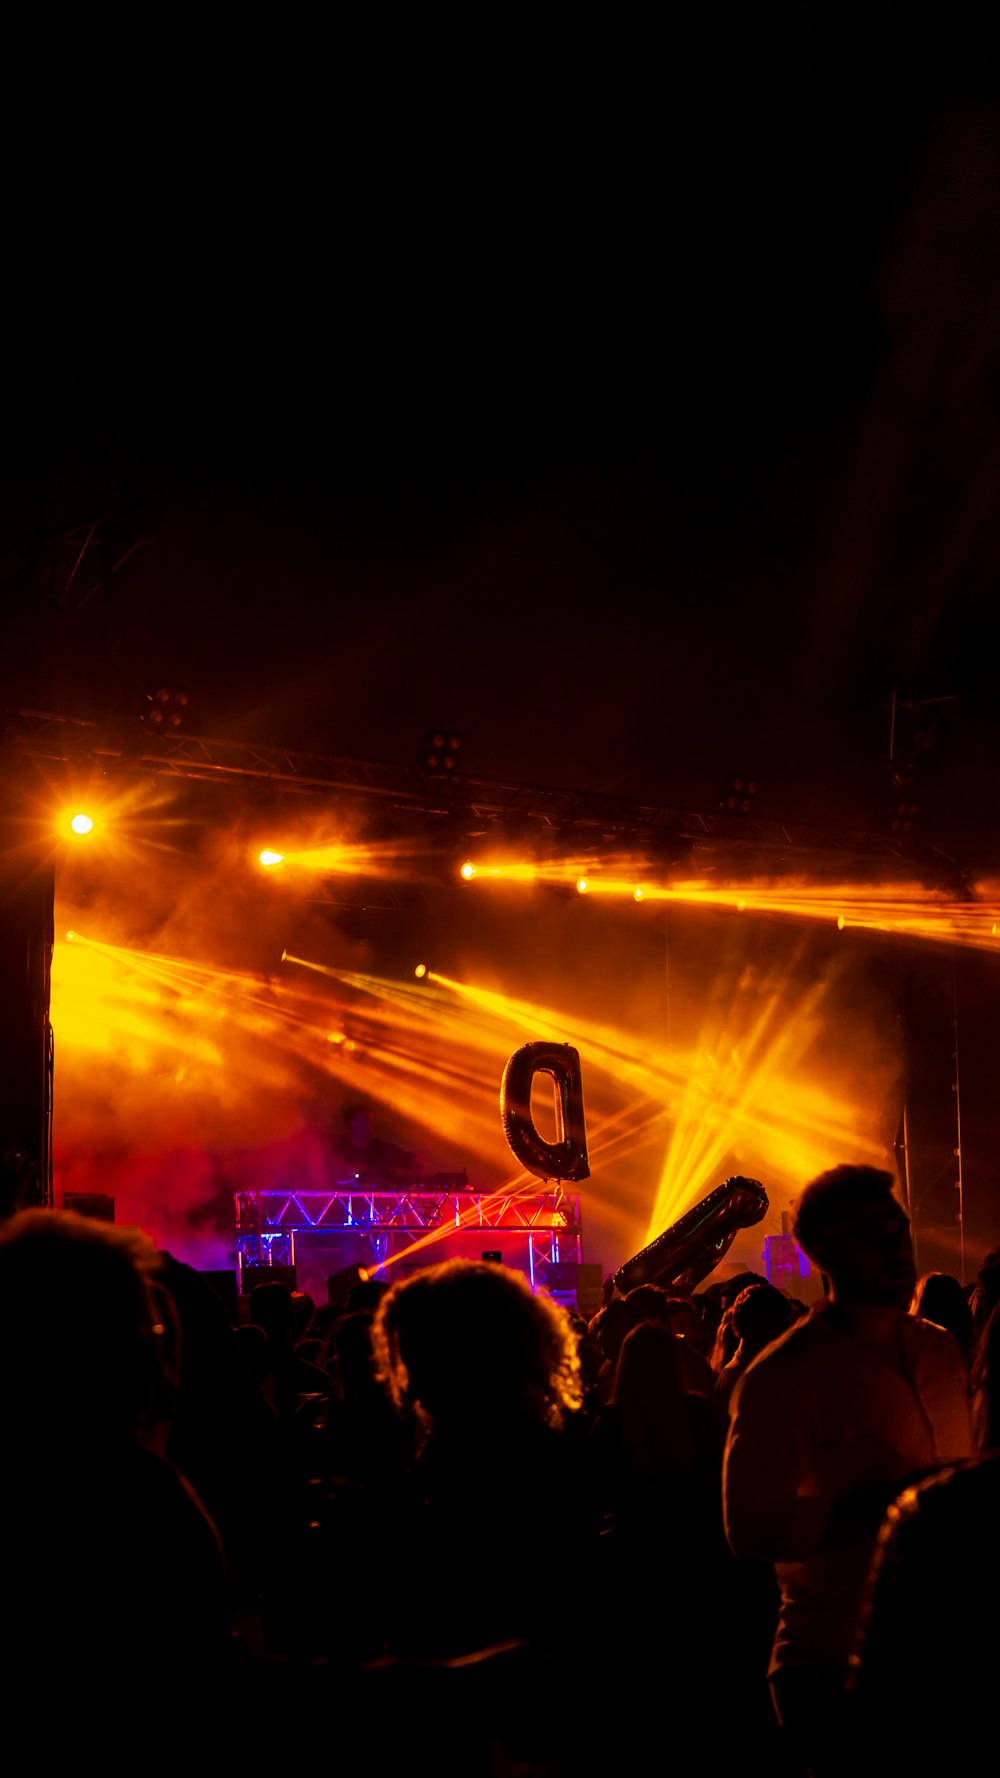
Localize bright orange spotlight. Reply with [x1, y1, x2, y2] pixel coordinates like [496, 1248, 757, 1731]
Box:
[577, 878, 589, 894]
[414, 963, 428, 978]
[460, 861, 477, 880]
[633, 887, 645, 902]
[259, 850, 284, 867]
[69, 813, 94, 836]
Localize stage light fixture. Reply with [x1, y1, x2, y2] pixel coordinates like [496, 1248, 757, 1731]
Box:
[414, 963, 428, 978]
[577, 878, 589, 894]
[460, 861, 477, 880]
[260, 850, 284, 867]
[418, 728, 463, 773]
[141, 687, 191, 734]
[633, 886, 645, 902]
[889, 801, 919, 836]
[69, 813, 94, 836]
[718, 774, 758, 814]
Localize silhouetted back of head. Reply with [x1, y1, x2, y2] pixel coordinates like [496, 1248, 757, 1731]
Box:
[793, 1167, 895, 1253]
[593, 1295, 632, 1368]
[620, 1283, 673, 1330]
[335, 1310, 378, 1397]
[248, 1279, 294, 1342]
[373, 1258, 581, 1435]
[793, 1165, 915, 1306]
[730, 1281, 794, 1354]
[972, 1300, 1000, 1452]
[347, 1277, 390, 1314]
[0, 1209, 164, 1457]
[611, 1319, 697, 1475]
[911, 1272, 974, 1356]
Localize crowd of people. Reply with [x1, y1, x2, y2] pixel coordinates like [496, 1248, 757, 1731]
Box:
[4, 1164, 998, 1774]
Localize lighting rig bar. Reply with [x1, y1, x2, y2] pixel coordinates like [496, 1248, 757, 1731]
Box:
[234, 1184, 583, 1285]
[13, 707, 926, 875]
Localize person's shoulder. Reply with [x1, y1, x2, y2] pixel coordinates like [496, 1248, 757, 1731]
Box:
[742, 1305, 822, 1372]
[905, 1313, 966, 1366]
[727, 1309, 822, 1409]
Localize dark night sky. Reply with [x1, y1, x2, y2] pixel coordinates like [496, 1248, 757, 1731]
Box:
[5, 16, 999, 846]
[7, 26, 996, 853]
[6, 18, 1000, 1274]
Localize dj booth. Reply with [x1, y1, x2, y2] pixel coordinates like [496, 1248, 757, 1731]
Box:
[234, 1177, 584, 1302]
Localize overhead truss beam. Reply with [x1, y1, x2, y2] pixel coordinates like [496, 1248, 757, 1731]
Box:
[11, 707, 926, 873]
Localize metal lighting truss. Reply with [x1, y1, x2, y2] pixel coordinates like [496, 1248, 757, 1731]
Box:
[234, 1182, 582, 1289]
[13, 708, 925, 879]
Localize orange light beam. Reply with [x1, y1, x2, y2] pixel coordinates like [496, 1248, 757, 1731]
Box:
[460, 862, 1000, 953]
[646, 943, 893, 1241]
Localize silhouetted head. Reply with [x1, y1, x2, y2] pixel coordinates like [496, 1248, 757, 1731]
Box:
[972, 1300, 1000, 1452]
[591, 1295, 632, 1367]
[347, 1277, 390, 1314]
[372, 1257, 582, 1433]
[0, 1208, 167, 1456]
[334, 1310, 378, 1397]
[911, 1272, 974, 1357]
[248, 1279, 295, 1342]
[730, 1281, 794, 1355]
[793, 1166, 915, 1307]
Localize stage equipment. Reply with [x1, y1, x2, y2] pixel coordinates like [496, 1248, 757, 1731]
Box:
[418, 729, 463, 774]
[612, 1175, 768, 1294]
[141, 687, 190, 733]
[0, 829, 54, 1214]
[241, 1262, 297, 1295]
[500, 1043, 590, 1184]
[718, 775, 758, 814]
[764, 1233, 809, 1292]
[14, 710, 924, 883]
[233, 1181, 582, 1294]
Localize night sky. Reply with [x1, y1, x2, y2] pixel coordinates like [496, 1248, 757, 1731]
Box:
[5, 20, 1000, 1279]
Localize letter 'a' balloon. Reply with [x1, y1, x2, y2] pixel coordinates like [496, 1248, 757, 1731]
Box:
[500, 1042, 590, 1182]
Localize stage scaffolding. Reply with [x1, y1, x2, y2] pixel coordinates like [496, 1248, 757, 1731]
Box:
[234, 1181, 583, 1292]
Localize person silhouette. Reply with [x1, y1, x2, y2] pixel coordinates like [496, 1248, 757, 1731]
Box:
[723, 1165, 973, 1777]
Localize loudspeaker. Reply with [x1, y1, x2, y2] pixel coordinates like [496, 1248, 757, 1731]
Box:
[63, 1193, 115, 1222]
[241, 1263, 297, 1295]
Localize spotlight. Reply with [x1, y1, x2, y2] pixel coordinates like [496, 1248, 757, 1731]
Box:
[418, 728, 463, 773]
[577, 878, 589, 894]
[718, 774, 758, 814]
[460, 861, 477, 881]
[259, 850, 284, 867]
[414, 963, 428, 978]
[69, 813, 94, 836]
[141, 687, 191, 734]
[889, 801, 919, 835]
[633, 886, 645, 902]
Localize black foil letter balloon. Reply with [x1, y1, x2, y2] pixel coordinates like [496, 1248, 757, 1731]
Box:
[500, 1042, 590, 1182]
